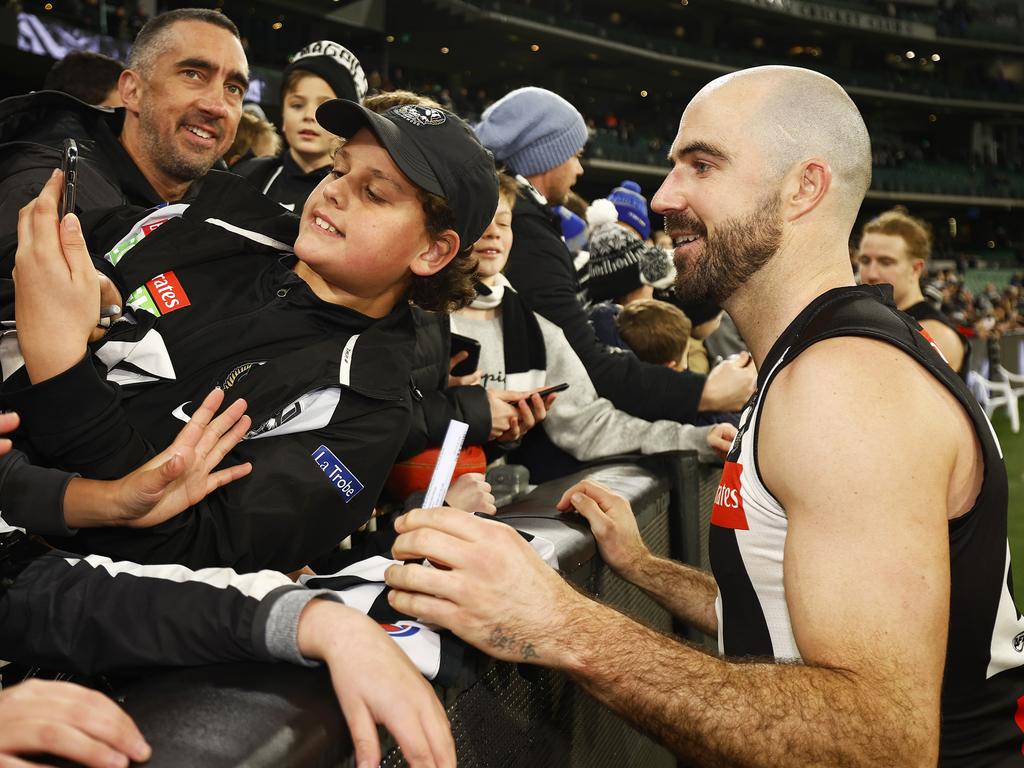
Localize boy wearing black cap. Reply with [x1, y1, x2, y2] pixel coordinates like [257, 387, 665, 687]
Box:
[5, 98, 498, 575]
[235, 40, 369, 212]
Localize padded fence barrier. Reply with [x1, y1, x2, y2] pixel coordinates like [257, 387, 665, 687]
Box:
[101, 452, 719, 768]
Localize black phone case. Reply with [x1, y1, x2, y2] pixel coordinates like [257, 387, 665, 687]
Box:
[450, 333, 481, 377]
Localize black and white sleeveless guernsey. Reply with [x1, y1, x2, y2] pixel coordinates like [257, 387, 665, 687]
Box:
[710, 284, 1024, 766]
[905, 299, 971, 382]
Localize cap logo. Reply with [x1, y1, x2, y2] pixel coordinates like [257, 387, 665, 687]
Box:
[394, 105, 448, 127]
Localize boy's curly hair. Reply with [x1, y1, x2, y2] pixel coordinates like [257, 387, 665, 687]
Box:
[362, 89, 478, 313]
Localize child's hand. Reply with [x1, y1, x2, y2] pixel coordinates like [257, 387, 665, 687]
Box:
[706, 422, 738, 460]
[446, 472, 496, 515]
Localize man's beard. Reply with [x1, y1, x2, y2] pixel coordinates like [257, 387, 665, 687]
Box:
[138, 102, 220, 183]
[668, 192, 783, 305]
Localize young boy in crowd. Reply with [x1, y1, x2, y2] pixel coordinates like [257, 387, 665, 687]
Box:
[235, 40, 368, 212]
[585, 181, 677, 349]
[4, 98, 498, 573]
[615, 298, 692, 371]
[450, 173, 735, 482]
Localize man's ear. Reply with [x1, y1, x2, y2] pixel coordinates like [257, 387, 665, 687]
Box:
[784, 159, 831, 222]
[118, 69, 143, 115]
[911, 257, 926, 279]
[411, 230, 460, 277]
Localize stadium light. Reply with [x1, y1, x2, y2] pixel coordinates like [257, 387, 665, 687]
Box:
[931, 53, 941, 62]
[905, 50, 916, 59]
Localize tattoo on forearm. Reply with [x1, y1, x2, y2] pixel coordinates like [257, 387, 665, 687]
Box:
[488, 625, 539, 661]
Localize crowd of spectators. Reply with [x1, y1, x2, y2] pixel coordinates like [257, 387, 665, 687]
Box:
[0, 5, 1022, 766]
[927, 269, 1024, 336]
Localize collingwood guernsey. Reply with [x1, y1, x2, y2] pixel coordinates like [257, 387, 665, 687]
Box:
[710, 284, 1024, 765]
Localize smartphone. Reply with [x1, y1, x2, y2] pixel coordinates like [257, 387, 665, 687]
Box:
[450, 333, 481, 377]
[58, 138, 79, 220]
[534, 382, 569, 399]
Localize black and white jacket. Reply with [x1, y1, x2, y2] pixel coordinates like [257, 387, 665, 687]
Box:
[1, 172, 416, 573]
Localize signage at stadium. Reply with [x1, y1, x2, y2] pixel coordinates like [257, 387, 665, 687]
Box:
[733, 0, 937, 40]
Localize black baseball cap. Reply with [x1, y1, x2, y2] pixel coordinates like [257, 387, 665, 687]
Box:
[316, 99, 499, 251]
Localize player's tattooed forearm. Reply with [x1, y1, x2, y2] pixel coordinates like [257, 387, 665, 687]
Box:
[488, 625, 539, 661]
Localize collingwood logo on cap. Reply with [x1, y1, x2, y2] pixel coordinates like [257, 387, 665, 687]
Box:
[394, 105, 448, 127]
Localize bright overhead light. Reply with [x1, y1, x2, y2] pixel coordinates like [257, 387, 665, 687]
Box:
[440, 46, 450, 54]
[931, 53, 941, 62]
[385, 35, 395, 43]
[905, 50, 916, 59]
[530, 43, 540, 52]
[640, 89, 648, 97]
[271, 21, 283, 30]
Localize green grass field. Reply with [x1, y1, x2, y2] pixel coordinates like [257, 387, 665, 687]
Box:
[995, 411, 1024, 593]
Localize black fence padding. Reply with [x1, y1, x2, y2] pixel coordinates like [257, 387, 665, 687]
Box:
[57, 454, 715, 768]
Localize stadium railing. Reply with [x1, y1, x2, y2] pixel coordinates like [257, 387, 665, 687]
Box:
[102, 451, 722, 768]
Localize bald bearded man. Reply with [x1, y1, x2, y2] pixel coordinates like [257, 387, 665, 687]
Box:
[383, 66, 1024, 766]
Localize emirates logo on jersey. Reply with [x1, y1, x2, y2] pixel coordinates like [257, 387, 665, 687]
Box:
[711, 461, 749, 530]
[145, 271, 190, 314]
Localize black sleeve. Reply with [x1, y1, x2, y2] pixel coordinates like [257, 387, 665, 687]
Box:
[0, 531, 295, 675]
[400, 311, 492, 459]
[503, 204, 705, 424]
[54, 394, 412, 574]
[0, 450, 75, 537]
[0, 354, 156, 479]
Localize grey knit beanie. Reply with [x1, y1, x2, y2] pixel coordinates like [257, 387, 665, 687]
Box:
[473, 87, 588, 177]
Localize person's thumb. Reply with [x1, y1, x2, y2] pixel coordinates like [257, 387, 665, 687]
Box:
[135, 453, 185, 500]
[60, 213, 92, 272]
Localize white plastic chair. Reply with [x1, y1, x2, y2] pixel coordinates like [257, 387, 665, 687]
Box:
[968, 369, 1020, 434]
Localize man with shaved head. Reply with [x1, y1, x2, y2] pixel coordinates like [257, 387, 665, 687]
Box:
[384, 65, 1024, 765]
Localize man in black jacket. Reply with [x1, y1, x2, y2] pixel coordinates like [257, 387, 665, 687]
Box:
[474, 87, 755, 425]
[0, 8, 247, 242]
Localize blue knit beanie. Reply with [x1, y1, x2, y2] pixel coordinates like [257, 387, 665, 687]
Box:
[554, 205, 588, 253]
[473, 87, 588, 177]
[607, 180, 651, 240]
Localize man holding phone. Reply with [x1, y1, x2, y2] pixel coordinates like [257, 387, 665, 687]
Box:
[0, 8, 248, 243]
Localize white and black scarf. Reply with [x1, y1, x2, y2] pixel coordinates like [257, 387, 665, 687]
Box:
[470, 274, 547, 390]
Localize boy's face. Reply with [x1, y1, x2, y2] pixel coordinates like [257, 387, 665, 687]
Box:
[294, 129, 440, 316]
[472, 195, 514, 281]
[282, 74, 337, 164]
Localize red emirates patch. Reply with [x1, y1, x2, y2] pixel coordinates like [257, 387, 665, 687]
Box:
[145, 271, 190, 314]
[711, 461, 748, 530]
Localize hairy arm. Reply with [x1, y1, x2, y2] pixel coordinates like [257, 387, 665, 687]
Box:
[564, 338, 952, 765]
[387, 337, 954, 767]
[554, 480, 719, 637]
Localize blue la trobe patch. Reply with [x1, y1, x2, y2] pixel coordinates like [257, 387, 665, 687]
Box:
[311, 445, 364, 503]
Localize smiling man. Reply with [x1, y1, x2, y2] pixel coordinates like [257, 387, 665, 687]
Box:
[386, 66, 1024, 766]
[117, 10, 248, 203]
[0, 9, 247, 239]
